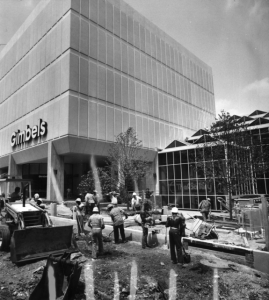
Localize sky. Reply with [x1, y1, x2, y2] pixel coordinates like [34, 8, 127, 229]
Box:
[0, 0, 269, 117]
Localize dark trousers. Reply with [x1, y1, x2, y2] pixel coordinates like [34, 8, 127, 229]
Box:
[201, 211, 209, 221]
[92, 229, 103, 258]
[142, 225, 148, 248]
[114, 224, 125, 242]
[86, 203, 95, 215]
[169, 230, 183, 264]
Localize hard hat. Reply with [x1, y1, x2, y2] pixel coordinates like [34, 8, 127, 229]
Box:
[34, 193, 39, 199]
[111, 198, 118, 205]
[76, 198, 82, 203]
[132, 192, 136, 196]
[171, 207, 178, 213]
[207, 198, 211, 201]
[93, 207, 99, 212]
[93, 190, 97, 193]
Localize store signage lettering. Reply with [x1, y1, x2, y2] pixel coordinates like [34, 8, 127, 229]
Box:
[11, 119, 47, 147]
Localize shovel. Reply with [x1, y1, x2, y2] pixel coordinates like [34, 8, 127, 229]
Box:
[165, 227, 169, 249]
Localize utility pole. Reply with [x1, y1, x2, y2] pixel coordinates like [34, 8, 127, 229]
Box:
[261, 196, 269, 251]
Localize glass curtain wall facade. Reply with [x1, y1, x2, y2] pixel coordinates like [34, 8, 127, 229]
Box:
[158, 146, 253, 211]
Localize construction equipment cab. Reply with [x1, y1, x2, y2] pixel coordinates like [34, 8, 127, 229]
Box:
[0, 178, 73, 263]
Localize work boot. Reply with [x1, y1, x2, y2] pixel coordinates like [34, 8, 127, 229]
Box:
[172, 261, 177, 264]
[145, 244, 152, 248]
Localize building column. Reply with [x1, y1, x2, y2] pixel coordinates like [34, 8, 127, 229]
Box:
[7, 155, 22, 195]
[47, 141, 64, 203]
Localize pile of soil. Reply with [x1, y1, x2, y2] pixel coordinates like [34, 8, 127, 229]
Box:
[1, 240, 269, 300]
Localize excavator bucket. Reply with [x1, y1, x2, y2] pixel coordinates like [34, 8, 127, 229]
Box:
[10, 225, 74, 263]
[29, 253, 82, 300]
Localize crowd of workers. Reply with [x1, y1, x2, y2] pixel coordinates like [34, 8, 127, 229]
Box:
[71, 188, 187, 267]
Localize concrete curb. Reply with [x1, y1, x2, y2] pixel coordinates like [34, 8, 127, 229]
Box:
[50, 216, 269, 274]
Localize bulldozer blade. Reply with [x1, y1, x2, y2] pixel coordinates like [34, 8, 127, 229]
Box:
[10, 225, 74, 263]
[29, 253, 82, 300]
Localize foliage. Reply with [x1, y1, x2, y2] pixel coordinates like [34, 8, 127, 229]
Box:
[108, 127, 150, 203]
[77, 166, 118, 198]
[77, 127, 150, 205]
[195, 110, 269, 219]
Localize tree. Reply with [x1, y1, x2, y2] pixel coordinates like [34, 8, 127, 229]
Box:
[195, 111, 269, 219]
[108, 127, 150, 206]
[77, 166, 118, 199]
[77, 127, 150, 206]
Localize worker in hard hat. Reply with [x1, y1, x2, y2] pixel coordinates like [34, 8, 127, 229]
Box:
[140, 200, 154, 249]
[88, 207, 105, 259]
[36, 198, 46, 210]
[166, 207, 186, 267]
[131, 192, 141, 212]
[73, 198, 85, 235]
[108, 198, 128, 244]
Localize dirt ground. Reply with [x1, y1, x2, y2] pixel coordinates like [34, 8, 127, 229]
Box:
[1, 238, 269, 300]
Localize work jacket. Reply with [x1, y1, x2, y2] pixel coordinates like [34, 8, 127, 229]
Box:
[110, 207, 127, 226]
[140, 211, 152, 226]
[88, 214, 105, 230]
[166, 215, 185, 236]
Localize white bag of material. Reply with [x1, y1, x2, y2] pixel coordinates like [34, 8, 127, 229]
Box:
[134, 214, 142, 225]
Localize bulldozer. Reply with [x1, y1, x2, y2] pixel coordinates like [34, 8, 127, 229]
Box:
[0, 178, 73, 263]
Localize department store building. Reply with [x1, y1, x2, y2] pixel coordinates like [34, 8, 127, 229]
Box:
[0, 0, 215, 201]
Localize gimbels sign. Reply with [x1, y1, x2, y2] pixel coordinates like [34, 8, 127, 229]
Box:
[11, 119, 47, 147]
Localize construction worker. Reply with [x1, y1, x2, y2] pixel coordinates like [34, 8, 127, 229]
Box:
[36, 199, 46, 210]
[108, 198, 128, 244]
[88, 207, 105, 259]
[166, 207, 186, 266]
[85, 191, 95, 216]
[199, 197, 211, 221]
[73, 198, 85, 235]
[93, 190, 100, 211]
[145, 188, 153, 200]
[131, 192, 141, 212]
[140, 201, 153, 249]
[10, 187, 21, 202]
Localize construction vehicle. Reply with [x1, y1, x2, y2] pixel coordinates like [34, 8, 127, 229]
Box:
[0, 178, 73, 263]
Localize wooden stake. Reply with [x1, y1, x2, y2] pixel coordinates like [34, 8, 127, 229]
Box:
[261, 197, 269, 251]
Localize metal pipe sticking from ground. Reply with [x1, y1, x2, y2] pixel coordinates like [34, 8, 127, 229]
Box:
[169, 268, 177, 300]
[114, 272, 120, 300]
[213, 268, 219, 300]
[129, 260, 138, 299]
[47, 264, 56, 300]
[84, 263, 94, 300]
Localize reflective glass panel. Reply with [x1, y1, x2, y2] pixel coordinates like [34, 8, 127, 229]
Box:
[175, 180, 182, 195]
[159, 166, 167, 180]
[167, 152, 174, 165]
[174, 151, 180, 164]
[183, 196, 190, 209]
[168, 166, 174, 179]
[176, 195, 183, 208]
[160, 181, 168, 194]
[168, 181, 175, 195]
[174, 165, 181, 179]
[181, 164, 189, 179]
[159, 153, 167, 165]
[181, 150, 188, 163]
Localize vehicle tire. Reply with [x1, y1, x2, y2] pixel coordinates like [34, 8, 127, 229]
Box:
[0, 225, 11, 251]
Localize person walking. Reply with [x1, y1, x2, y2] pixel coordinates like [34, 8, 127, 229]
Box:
[93, 190, 100, 211]
[199, 198, 211, 221]
[166, 207, 186, 266]
[140, 201, 153, 249]
[108, 198, 128, 244]
[88, 207, 105, 259]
